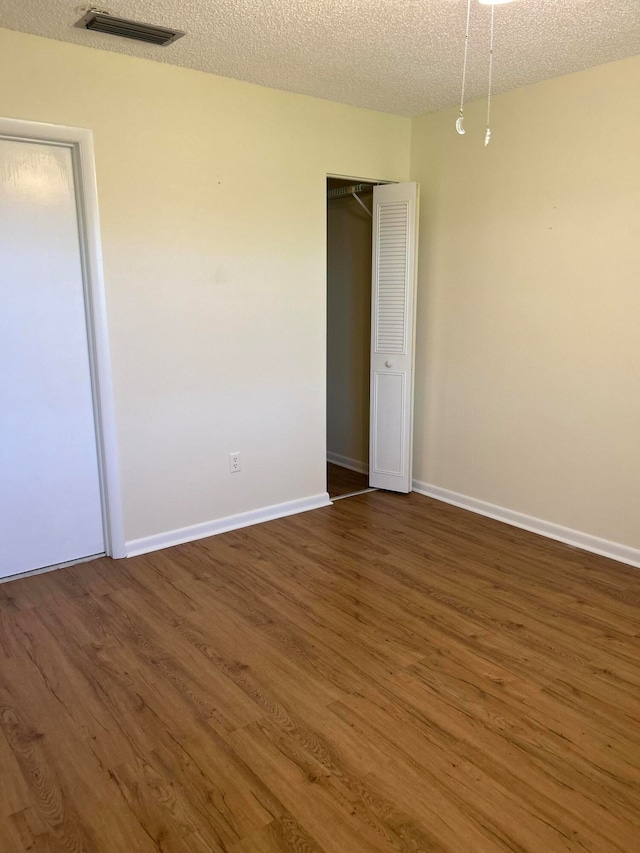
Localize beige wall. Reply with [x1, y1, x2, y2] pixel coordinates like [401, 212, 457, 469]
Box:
[0, 28, 411, 543]
[411, 54, 640, 550]
[326, 193, 372, 467]
[3, 25, 637, 555]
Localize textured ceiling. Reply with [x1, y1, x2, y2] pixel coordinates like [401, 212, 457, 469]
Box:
[1, 0, 639, 116]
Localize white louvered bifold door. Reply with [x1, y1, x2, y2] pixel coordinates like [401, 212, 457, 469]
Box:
[369, 182, 419, 492]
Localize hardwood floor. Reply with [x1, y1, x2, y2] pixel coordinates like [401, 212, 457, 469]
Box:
[1, 490, 640, 851]
[327, 462, 369, 498]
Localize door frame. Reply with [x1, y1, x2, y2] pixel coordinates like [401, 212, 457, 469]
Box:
[1, 115, 125, 560]
[325, 173, 393, 493]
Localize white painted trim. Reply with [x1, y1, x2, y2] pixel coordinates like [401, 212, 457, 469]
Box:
[0, 554, 103, 585]
[412, 480, 640, 570]
[327, 451, 369, 475]
[0, 116, 126, 559]
[125, 493, 332, 558]
[327, 173, 394, 185]
[331, 488, 376, 501]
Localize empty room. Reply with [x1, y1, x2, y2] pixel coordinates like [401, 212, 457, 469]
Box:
[0, 0, 639, 850]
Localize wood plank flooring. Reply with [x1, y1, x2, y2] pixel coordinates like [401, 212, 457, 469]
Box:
[327, 462, 369, 498]
[1, 490, 640, 852]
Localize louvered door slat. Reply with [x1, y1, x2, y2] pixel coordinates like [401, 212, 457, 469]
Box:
[374, 201, 409, 355]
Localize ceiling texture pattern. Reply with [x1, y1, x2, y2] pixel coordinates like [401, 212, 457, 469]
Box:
[1, 0, 639, 116]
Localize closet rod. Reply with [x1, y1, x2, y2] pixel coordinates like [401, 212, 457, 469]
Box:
[326, 183, 376, 200]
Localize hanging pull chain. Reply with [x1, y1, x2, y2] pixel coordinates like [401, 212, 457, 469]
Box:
[485, 3, 495, 146]
[456, 0, 473, 135]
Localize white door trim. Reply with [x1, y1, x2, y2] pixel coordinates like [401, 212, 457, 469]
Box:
[325, 173, 391, 489]
[0, 115, 125, 559]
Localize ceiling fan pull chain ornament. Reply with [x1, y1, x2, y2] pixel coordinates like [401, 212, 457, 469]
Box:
[485, 2, 495, 145]
[458, 0, 515, 145]
[456, 0, 473, 135]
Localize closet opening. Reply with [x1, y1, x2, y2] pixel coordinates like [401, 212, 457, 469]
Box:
[326, 176, 379, 500]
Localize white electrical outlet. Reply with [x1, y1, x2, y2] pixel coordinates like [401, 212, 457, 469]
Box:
[229, 452, 241, 473]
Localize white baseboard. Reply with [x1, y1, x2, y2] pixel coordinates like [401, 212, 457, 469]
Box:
[125, 492, 332, 558]
[412, 480, 640, 570]
[327, 451, 369, 475]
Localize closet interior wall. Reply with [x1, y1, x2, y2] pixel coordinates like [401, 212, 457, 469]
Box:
[326, 179, 373, 474]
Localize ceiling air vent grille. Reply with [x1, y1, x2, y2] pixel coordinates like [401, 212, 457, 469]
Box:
[75, 10, 185, 46]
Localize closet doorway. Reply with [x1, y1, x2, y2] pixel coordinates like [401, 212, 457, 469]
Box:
[326, 177, 378, 500]
[327, 176, 420, 500]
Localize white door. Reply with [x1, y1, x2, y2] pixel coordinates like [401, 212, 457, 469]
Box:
[0, 137, 105, 578]
[369, 182, 419, 493]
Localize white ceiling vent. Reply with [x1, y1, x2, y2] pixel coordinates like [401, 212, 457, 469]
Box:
[74, 9, 185, 47]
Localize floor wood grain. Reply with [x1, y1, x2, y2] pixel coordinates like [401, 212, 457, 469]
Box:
[327, 463, 369, 498]
[1, 490, 639, 851]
